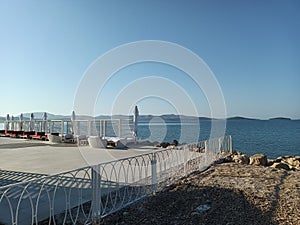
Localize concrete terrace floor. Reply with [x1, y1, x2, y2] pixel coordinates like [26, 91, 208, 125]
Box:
[0, 137, 156, 175]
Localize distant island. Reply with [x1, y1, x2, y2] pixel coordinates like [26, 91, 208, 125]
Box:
[269, 117, 292, 121]
[227, 116, 258, 121]
[0, 113, 295, 121]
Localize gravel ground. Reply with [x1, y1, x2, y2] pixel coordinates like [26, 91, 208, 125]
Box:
[100, 162, 300, 225]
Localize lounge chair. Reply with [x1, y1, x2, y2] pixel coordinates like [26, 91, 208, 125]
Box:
[76, 135, 88, 145]
[64, 134, 75, 143]
[48, 134, 62, 143]
[88, 136, 107, 148]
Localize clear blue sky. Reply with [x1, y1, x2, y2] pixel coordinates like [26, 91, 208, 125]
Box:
[0, 0, 299, 119]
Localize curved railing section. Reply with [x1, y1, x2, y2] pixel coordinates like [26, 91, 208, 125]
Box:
[0, 135, 232, 224]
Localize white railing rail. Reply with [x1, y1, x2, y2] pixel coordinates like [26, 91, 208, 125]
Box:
[0, 136, 232, 224]
[0, 118, 134, 138]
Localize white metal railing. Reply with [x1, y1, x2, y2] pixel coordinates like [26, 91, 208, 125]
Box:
[0, 119, 134, 138]
[0, 136, 232, 224]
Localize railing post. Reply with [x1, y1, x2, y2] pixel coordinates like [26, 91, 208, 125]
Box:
[92, 165, 101, 222]
[77, 121, 80, 136]
[229, 135, 232, 153]
[103, 120, 106, 137]
[151, 153, 157, 193]
[99, 120, 101, 137]
[183, 146, 188, 176]
[60, 121, 64, 136]
[204, 140, 209, 166]
[87, 121, 90, 136]
[118, 119, 121, 138]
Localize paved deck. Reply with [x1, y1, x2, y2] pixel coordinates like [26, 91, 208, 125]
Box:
[0, 137, 157, 175]
[0, 137, 161, 225]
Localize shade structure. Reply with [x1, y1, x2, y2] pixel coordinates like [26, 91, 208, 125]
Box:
[5, 114, 9, 131]
[30, 113, 34, 131]
[71, 110, 76, 121]
[71, 110, 77, 136]
[20, 113, 24, 131]
[43, 112, 47, 120]
[133, 106, 139, 142]
[42, 112, 47, 132]
[11, 115, 15, 131]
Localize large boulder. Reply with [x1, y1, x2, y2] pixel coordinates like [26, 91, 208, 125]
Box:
[157, 142, 170, 148]
[283, 157, 300, 168]
[272, 156, 300, 170]
[232, 154, 250, 164]
[271, 162, 290, 170]
[249, 154, 267, 166]
[279, 156, 300, 170]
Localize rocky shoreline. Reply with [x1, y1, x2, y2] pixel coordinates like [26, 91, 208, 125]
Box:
[225, 151, 300, 171]
[100, 152, 300, 225]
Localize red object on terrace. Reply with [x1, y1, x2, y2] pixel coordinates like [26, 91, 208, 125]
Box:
[4, 130, 13, 137]
[10, 131, 24, 138]
[32, 132, 46, 140]
[20, 131, 35, 139]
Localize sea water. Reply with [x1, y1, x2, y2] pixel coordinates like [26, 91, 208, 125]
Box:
[1, 119, 299, 158]
[137, 119, 300, 159]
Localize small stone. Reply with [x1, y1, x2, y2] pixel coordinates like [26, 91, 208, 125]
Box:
[194, 204, 211, 213]
[191, 211, 200, 216]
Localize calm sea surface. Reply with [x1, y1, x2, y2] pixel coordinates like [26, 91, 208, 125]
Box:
[137, 119, 300, 159]
[1, 119, 299, 158]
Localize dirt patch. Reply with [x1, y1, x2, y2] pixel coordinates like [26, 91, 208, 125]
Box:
[101, 163, 300, 225]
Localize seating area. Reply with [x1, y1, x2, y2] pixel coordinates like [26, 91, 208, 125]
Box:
[1, 109, 140, 152]
[0, 129, 135, 150]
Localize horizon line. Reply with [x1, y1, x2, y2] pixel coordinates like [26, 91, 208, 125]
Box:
[0, 112, 298, 121]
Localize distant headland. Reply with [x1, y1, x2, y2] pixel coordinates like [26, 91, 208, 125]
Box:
[0, 112, 296, 121]
[269, 117, 292, 121]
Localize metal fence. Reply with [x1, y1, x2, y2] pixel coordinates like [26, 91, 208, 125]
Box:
[0, 136, 232, 225]
[0, 118, 134, 138]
